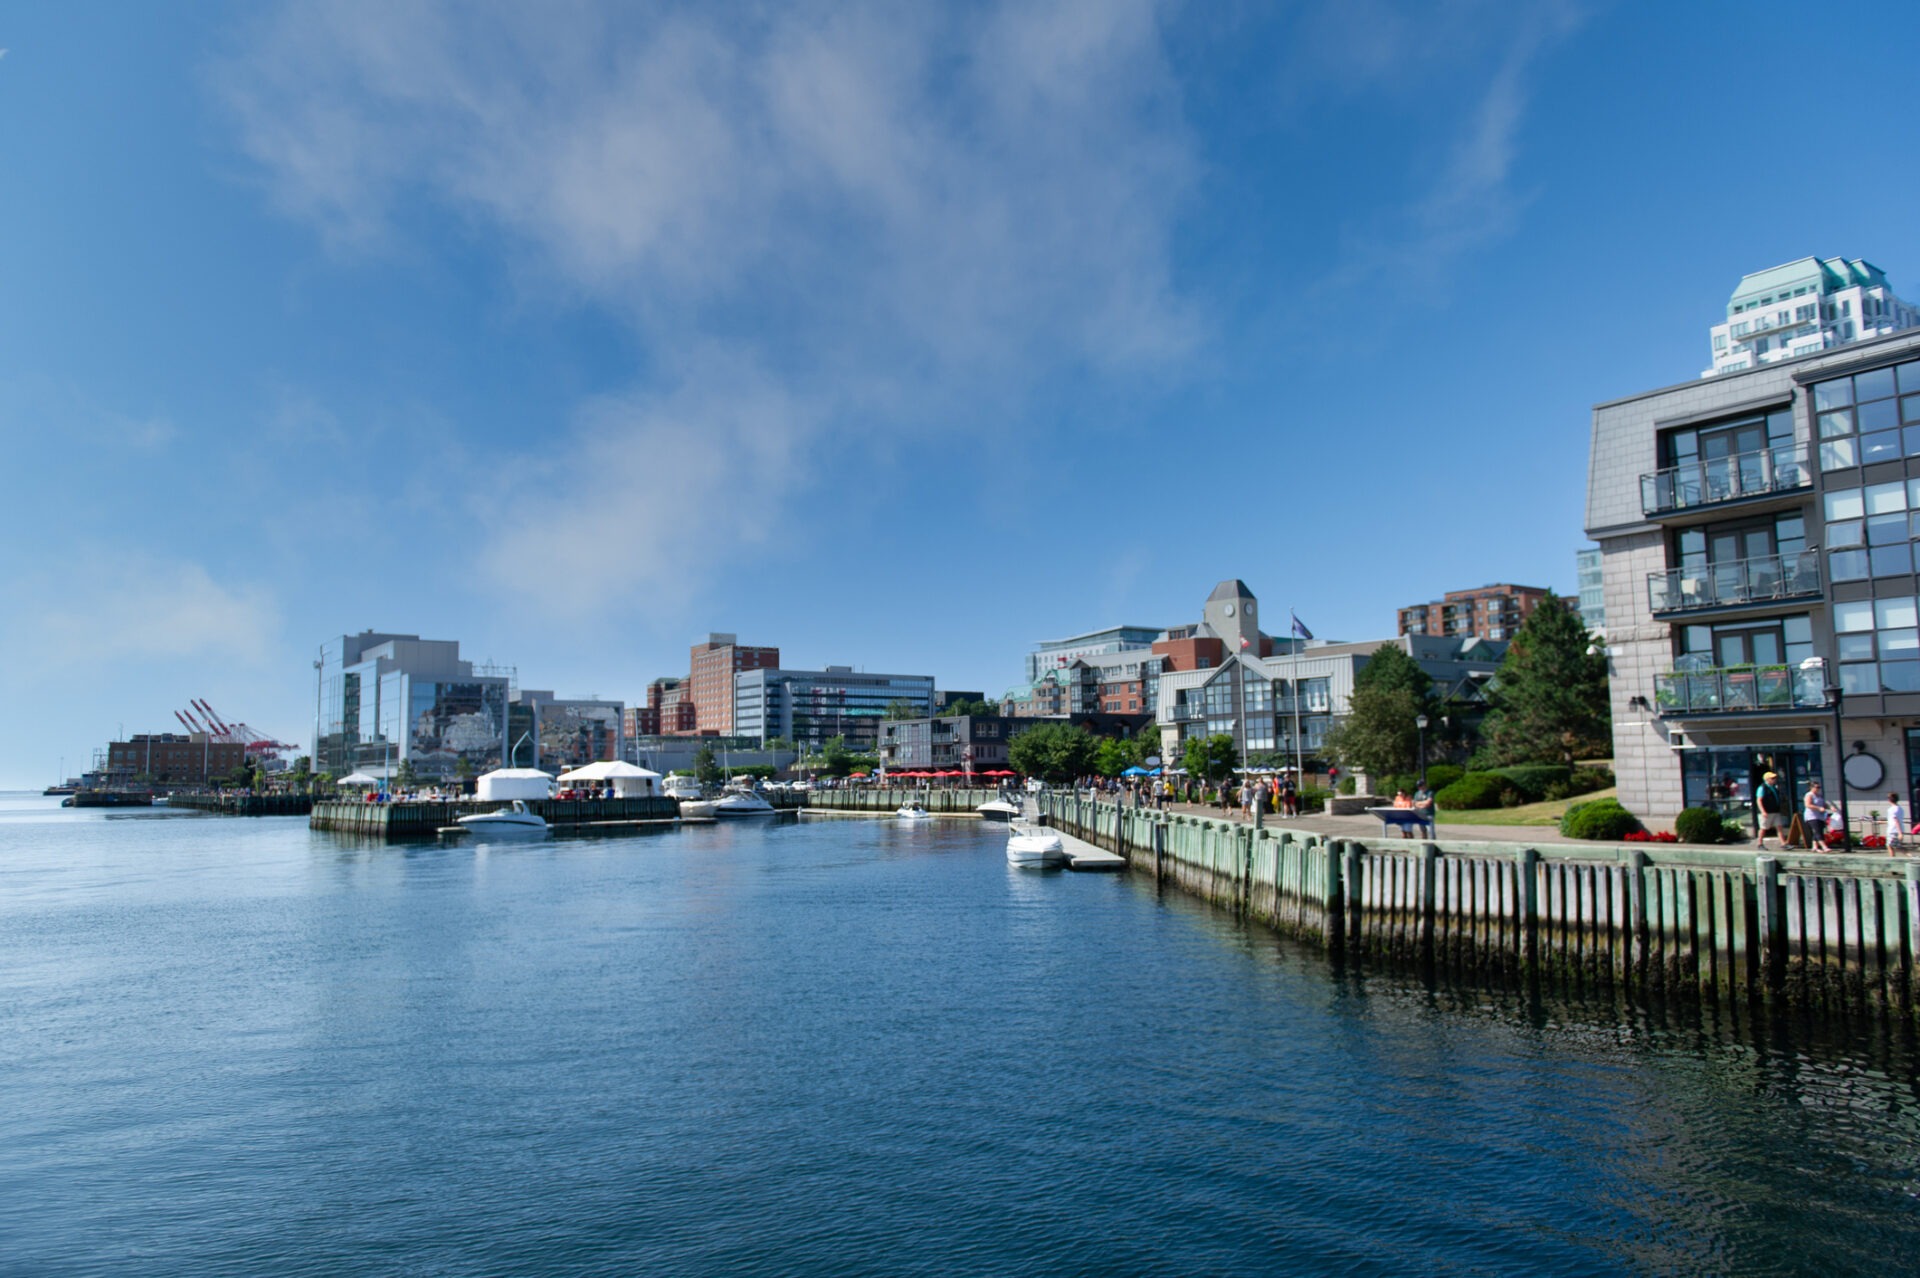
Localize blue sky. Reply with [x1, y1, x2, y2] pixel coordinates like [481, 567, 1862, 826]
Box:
[4, 1, 1918, 786]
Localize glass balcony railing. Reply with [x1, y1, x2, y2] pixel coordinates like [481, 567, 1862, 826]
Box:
[1652, 662, 1829, 715]
[1647, 551, 1820, 614]
[1640, 442, 1811, 516]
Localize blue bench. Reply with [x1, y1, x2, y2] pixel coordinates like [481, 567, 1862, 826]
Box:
[1368, 806, 1433, 838]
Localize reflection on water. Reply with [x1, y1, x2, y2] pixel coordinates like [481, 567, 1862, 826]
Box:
[0, 792, 1915, 1275]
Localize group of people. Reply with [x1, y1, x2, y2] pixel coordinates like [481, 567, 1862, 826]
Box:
[1752, 769, 1906, 850]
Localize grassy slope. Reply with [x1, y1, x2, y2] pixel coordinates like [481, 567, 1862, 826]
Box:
[1434, 787, 1619, 827]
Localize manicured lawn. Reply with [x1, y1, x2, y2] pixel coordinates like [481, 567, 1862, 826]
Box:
[1434, 788, 1619, 827]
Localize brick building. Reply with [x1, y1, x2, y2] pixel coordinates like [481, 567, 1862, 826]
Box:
[684, 634, 779, 737]
[106, 733, 246, 786]
[1397, 584, 1554, 642]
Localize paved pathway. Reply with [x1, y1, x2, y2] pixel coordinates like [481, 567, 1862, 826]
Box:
[1108, 798, 1601, 846]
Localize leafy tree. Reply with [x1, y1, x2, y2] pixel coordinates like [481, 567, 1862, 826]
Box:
[395, 758, 418, 789]
[1353, 642, 1436, 704]
[884, 700, 921, 721]
[693, 744, 722, 786]
[290, 756, 312, 795]
[1475, 592, 1611, 768]
[1181, 733, 1239, 784]
[1008, 722, 1099, 782]
[1093, 738, 1132, 778]
[1323, 685, 1423, 780]
[940, 698, 997, 718]
[765, 737, 793, 752]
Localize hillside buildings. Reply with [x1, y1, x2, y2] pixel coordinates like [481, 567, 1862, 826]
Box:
[1159, 581, 1503, 764]
[1586, 321, 1920, 820]
[1396, 584, 1552, 642]
[1705, 257, 1918, 379]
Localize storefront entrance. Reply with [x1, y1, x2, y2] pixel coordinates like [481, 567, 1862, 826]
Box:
[1681, 744, 1822, 827]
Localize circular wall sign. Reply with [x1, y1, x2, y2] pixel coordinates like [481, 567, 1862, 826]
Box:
[1222, 603, 1236, 616]
[1843, 751, 1884, 791]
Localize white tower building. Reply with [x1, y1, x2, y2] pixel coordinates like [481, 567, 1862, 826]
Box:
[1706, 257, 1918, 377]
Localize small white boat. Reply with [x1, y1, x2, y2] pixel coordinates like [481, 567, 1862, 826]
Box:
[975, 799, 1020, 822]
[1006, 823, 1067, 868]
[456, 799, 548, 833]
[896, 803, 931, 820]
[679, 799, 719, 819]
[713, 789, 776, 817]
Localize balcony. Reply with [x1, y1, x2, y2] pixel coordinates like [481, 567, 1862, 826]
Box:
[1640, 443, 1811, 518]
[1653, 661, 1829, 716]
[1647, 551, 1821, 616]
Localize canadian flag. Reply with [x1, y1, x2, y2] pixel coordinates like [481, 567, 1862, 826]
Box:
[1239, 636, 1250, 650]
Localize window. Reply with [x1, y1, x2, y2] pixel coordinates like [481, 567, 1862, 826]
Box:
[1836, 595, 1920, 693]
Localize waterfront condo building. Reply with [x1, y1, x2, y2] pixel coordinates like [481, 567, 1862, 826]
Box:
[1586, 325, 1920, 821]
[734, 666, 936, 751]
[1576, 548, 1606, 635]
[684, 634, 779, 737]
[1705, 257, 1919, 379]
[878, 714, 1020, 774]
[1396, 584, 1552, 642]
[314, 631, 512, 778]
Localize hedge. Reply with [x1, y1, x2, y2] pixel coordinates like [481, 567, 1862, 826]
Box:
[1435, 773, 1519, 810]
[1674, 806, 1738, 844]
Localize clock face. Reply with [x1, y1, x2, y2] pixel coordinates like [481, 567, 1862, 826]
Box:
[1245, 602, 1255, 618]
[1843, 752, 1884, 791]
[1222, 604, 1235, 617]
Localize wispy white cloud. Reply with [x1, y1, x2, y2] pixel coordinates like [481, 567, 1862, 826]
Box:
[1297, 0, 1585, 294]
[215, 0, 1201, 614]
[1, 550, 281, 671]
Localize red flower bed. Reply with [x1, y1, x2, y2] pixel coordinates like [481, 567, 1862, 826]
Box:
[1623, 829, 1679, 843]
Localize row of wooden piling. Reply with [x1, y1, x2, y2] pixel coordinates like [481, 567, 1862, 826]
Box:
[1040, 794, 1920, 1016]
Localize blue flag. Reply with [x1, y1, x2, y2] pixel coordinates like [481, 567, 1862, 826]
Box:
[1291, 611, 1313, 640]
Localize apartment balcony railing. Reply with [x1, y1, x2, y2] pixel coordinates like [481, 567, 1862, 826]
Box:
[1653, 662, 1829, 716]
[1640, 442, 1811, 517]
[1646, 551, 1821, 615]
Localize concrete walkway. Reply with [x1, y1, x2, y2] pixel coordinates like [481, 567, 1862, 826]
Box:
[1123, 799, 1605, 846]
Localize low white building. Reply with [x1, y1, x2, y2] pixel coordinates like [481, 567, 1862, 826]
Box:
[1706, 257, 1918, 378]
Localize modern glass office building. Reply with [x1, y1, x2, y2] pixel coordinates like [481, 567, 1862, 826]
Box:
[314, 631, 512, 778]
[734, 666, 937, 750]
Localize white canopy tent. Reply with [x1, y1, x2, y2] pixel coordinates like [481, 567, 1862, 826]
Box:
[475, 767, 555, 801]
[336, 771, 386, 788]
[554, 760, 662, 797]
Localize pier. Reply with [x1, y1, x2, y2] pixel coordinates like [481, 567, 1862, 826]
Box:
[1041, 792, 1920, 1018]
[311, 795, 683, 836]
[167, 793, 314, 817]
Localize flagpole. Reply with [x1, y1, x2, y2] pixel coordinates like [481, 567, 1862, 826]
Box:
[1290, 606, 1303, 788]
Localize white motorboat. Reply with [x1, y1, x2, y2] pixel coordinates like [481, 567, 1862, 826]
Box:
[713, 789, 776, 817]
[678, 799, 719, 819]
[896, 803, 931, 820]
[1006, 823, 1067, 868]
[975, 799, 1021, 822]
[456, 799, 548, 833]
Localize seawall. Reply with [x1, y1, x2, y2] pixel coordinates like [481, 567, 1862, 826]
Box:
[1040, 793, 1920, 1018]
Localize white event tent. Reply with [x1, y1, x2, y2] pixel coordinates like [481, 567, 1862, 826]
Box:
[554, 760, 662, 797]
[475, 768, 555, 801]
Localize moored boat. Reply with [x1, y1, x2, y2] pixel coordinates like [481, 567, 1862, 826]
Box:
[713, 789, 776, 817]
[455, 799, 548, 833]
[1006, 823, 1067, 868]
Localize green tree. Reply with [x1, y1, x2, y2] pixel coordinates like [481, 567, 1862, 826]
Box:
[1475, 592, 1611, 768]
[1322, 685, 1423, 779]
[395, 758, 418, 789]
[693, 744, 722, 787]
[884, 700, 921, 721]
[940, 698, 997, 718]
[1093, 738, 1132, 777]
[290, 756, 313, 795]
[1181, 733, 1239, 784]
[1008, 722, 1099, 782]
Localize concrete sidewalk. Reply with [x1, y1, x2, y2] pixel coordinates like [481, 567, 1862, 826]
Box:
[1129, 799, 1603, 846]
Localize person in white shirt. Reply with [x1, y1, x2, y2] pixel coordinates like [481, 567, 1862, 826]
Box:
[1886, 793, 1906, 850]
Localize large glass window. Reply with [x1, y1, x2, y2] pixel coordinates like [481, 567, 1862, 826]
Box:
[1815, 358, 1920, 471]
[1835, 594, 1920, 693]
[1826, 478, 1920, 581]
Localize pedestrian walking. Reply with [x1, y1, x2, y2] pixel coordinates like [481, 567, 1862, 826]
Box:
[1754, 770, 1786, 849]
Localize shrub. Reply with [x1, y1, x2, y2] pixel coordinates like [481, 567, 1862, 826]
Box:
[1435, 772, 1519, 810]
[1296, 786, 1331, 812]
[1674, 807, 1733, 844]
[1486, 765, 1572, 802]
[1337, 776, 1356, 795]
[1424, 764, 1465, 794]
[1559, 797, 1643, 841]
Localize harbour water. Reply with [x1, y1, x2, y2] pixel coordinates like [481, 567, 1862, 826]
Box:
[3, 791, 1919, 1275]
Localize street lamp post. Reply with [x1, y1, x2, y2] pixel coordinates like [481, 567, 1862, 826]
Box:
[1802, 656, 1849, 847]
[1415, 714, 1429, 789]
